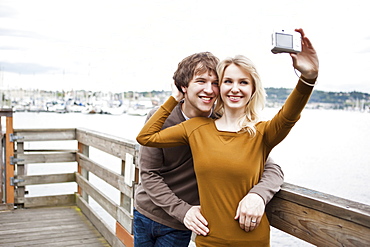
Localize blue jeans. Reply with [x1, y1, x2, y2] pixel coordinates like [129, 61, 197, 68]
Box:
[134, 209, 192, 247]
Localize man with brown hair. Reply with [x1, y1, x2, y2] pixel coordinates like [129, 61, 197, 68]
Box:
[133, 52, 283, 247]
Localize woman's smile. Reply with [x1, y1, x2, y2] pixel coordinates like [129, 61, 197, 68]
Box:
[227, 95, 244, 102]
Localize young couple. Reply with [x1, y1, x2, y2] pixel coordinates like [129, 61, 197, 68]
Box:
[134, 28, 319, 246]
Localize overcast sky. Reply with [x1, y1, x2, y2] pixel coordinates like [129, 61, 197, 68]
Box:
[1, 0, 370, 93]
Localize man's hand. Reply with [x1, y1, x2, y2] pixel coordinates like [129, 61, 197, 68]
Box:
[171, 80, 184, 102]
[234, 193, 265, 232]
[184, 206, 209, 236]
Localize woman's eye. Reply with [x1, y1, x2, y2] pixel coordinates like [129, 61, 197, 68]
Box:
[224, 80, 232, 84]
[241, 81, 249, 85]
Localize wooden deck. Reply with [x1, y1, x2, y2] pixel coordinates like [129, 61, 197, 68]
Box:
[0, 206, 110, 247]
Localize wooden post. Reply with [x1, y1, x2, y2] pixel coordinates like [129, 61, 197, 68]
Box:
[15, 142, 25, 208]
[122, 153, 134, 214]
[0, 120, 3, 203]
[5, 114, 14, 204]
[77, 142, 89, 202]
[116, 153, 135, 247]
[116, 221, 134, 247]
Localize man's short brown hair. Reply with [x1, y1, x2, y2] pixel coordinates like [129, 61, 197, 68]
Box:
[173, 52, 219, 93]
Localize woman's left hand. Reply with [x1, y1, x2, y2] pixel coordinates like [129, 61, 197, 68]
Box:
[234, 193, 265, 232]
[290, 28, 319, 80]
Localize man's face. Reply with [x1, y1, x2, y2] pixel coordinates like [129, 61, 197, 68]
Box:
[181, 69, 219, 118]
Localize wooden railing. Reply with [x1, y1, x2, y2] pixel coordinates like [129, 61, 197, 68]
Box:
[1, 123, 370, 246]
[266, 184, 370, 246]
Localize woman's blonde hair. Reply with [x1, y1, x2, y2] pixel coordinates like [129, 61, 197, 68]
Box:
[215, 55, 266, 137]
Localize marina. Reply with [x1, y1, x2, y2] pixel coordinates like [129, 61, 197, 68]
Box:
[2, 87, 370, 116]
[1, 89, 166, 116]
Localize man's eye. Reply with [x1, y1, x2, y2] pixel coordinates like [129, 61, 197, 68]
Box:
[212, 82, 219, 86]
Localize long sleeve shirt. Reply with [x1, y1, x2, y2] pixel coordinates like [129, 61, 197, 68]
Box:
[134, 103, 284, 231]
[137, 80, 314, 246]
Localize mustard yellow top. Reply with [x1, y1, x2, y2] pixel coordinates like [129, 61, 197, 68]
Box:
[137, 80, 314, 246]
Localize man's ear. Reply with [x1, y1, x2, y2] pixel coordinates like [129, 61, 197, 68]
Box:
[181, 86, 187, 93]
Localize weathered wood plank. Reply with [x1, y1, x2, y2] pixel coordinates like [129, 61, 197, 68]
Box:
[0, 208, 80, 223]
[0, 203, 13, 212]
[76, 128, 139, 162]
[77, 153, 133, 197]
[16, 173, 75, 186]
[75, 173, 133, 237]
[0, 227, 96, 243]
[266, 183, 370, 246]
[116, 206, 134, 235]
[78, 142, 89, 201]
[75, 173, 118, 219]
[13, 128, 76, 142]
[0, 108, 13, 117]
[277, 183, 370, 228]
[76, 194, 124, 247]
[15, 152, 76, 164]
[15, 194, 76, 208]
[268, 197, 370, 246]
[15, 142, 26, 206]
[0, 215, 85, 231]
[0, 206, 110, 247]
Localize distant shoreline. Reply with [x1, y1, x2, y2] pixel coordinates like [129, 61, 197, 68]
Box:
[2, 87, 370, 113]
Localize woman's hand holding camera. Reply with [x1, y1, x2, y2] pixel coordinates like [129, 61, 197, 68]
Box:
[290, 28, 319, 80]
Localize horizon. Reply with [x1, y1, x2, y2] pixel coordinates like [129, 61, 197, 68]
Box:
[4, 85, 370, 95]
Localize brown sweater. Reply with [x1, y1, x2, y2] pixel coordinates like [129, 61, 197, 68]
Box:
[134, 102, 284, 231]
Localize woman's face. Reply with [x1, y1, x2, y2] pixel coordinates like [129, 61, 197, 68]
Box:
[220, 63, 254, 113]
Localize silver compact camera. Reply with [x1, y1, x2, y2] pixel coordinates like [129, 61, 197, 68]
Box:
[271, 29, 301, 54]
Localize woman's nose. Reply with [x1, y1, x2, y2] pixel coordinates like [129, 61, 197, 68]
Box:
[231, 82, 239, 93]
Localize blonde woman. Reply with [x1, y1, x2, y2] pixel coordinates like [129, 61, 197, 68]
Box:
[137, 28, 319, 246]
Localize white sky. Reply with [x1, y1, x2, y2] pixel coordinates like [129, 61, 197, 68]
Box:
[1, 0, 370, 93]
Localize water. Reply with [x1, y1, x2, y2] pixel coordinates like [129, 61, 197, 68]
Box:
[263, 108, 370, 206]
[10, 109, 370, 246]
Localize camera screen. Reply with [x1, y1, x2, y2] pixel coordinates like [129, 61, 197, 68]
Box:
[276, 33, 293, 48]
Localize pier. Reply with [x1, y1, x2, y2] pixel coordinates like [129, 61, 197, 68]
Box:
[0, 206, 110, 246]
[1, 109, 370, 246]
